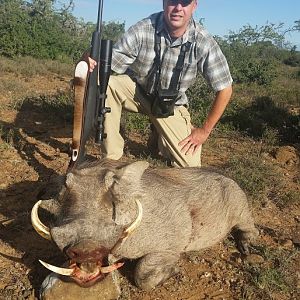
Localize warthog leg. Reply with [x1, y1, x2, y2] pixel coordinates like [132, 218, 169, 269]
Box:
[134, 251, 180, 291]
[232, 222, 259, 255]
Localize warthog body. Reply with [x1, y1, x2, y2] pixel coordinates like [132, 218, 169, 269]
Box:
[34, 159, 258, 290]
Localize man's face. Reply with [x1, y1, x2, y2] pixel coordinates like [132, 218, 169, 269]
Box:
[163, 0, 198, 36]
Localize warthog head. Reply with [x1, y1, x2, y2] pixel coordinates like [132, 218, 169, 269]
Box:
[31, 160, 148, 286]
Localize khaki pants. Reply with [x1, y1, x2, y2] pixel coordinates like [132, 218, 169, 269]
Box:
[101, 75, 201, 167]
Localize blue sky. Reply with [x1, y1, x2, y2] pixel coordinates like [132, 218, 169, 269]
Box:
[66, 0, 300, 48]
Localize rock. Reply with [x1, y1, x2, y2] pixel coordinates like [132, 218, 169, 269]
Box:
[292, 225, 300, 247]
[244, 254, 264, 265]
[40, 272, 121, 300]
[279, 239, 294, 249]
[200, 272, 212, 279]
[296, 271, 300, 289]
[273, 146, 299, 166]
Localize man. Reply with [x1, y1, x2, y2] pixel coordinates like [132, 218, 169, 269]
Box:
[88, 0, 232, 167]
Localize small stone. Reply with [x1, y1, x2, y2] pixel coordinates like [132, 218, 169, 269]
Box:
[244, 254, 264, 265]
[292, 225, 300, 247]
[22, 289, 33, 298]
[279, 239, 294, 249]
[296, 272, 300, 289]
[200, 272, 211, 279]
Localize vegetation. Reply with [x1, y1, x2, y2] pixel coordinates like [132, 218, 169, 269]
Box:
[239, 245, 299, 299]
[218, 22, 300, 85]
[0, 0, 125, 62]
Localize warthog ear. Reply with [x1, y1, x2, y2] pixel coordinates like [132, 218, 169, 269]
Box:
[117, 161, 149, 181]
[104, 161, 149, 198]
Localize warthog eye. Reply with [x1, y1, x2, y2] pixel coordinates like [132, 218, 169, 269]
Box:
[102, 189, 116, 222]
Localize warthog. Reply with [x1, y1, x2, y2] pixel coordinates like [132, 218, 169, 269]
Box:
[32, 159, 258, 291]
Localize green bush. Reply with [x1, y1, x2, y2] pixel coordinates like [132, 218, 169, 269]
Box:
[0, 0, 124, 62]
[219, 41, 277, 85]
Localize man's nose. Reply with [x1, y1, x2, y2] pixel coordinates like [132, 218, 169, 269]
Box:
[174, 3, 183, 10]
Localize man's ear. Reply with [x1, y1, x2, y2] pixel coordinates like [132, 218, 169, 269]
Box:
[192, 0, 198, 13]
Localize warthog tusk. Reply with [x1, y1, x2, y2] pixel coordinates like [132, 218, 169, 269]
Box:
[101, 262, 124, 273]
[39, 260, 74, 276]
[124, 198, 143, 236]
[31, 200, 52, 240]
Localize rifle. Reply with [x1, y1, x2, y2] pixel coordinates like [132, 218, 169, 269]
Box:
[69, 0, 112, 170]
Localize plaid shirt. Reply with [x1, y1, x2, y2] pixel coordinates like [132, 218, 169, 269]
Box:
[112, 12, 233, 105]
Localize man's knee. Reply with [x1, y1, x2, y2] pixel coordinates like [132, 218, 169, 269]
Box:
[157, 135, 202, 168]
[171, 153, 202, 168]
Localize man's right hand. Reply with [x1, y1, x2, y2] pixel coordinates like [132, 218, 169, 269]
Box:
[87, 57, 97, 73]
[82, 52, 97, 72]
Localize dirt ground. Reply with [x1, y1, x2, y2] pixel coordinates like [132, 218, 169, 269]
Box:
[0, 73, 299, 300]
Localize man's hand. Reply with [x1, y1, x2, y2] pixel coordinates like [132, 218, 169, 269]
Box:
[87, 57, 97, 73]
[179, 85, 233, 156]
[82, 52, 97, 73]
[178, 127, 210, 155]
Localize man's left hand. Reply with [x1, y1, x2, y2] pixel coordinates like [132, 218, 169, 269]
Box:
[178, 127, 210, 155]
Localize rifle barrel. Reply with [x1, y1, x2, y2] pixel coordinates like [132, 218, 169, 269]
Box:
[90, 0, 104, 61]
[96, 0, 104, 33]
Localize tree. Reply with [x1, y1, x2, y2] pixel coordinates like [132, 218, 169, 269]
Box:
[0, 0, 30, 57]
[225, 23, 286, 48]
[0, 0, 125, 61]
[29, 0, 56, 17]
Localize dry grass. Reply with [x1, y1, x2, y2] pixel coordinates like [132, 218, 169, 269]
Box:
[0, 56, 73, 78]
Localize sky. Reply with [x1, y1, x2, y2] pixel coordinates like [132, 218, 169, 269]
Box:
[64, 0, 300, 48]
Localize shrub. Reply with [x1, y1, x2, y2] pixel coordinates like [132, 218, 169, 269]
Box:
[0, 0, 125, 62]
[219, 41, 277, 85]
[283, 46, 300, 67]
